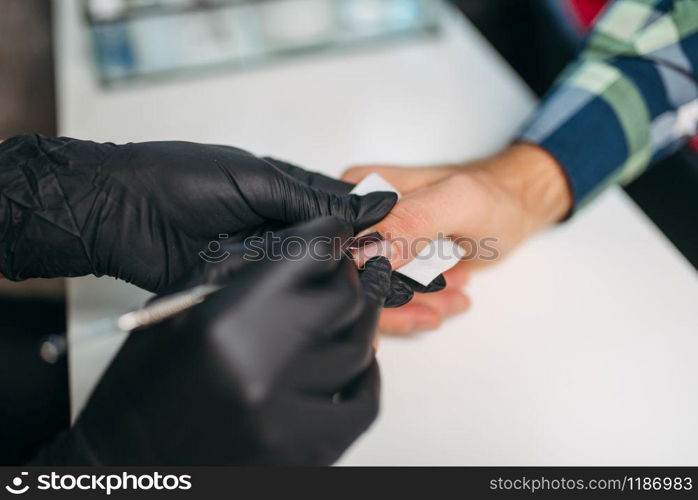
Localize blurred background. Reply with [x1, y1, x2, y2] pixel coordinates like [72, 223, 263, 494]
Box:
[0, 0, 696, 464]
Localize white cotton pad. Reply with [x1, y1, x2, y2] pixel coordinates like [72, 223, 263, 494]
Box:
[349, 172, 401, 198]
[396, 238, 466, 286]
[350, 173, 464, 286]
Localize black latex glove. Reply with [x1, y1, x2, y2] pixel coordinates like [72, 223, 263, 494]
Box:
[0, 135, 396, 294]
[164, 206, 416, 309]
[31, 217, 390, 465]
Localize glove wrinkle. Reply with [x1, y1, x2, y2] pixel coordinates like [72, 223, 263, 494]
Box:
[46, 163, 100, 278]
[0, 135, 105, 279]
[214, 160, 267, 225]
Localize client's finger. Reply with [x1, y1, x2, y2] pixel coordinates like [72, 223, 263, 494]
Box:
[377, 264, 471, 335]
[378, 290, 471, 334]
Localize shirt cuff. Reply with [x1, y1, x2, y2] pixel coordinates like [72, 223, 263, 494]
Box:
[519, 60, 654, 209]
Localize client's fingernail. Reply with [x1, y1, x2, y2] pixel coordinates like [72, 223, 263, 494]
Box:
[358, 241, 386, 260]
[348, 232, 383, 250]
[352, 240, 391, 268]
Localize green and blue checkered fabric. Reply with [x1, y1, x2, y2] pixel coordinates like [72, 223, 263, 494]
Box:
[520, 0, 698, 209]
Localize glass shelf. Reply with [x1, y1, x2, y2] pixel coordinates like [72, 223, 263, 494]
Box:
[85, 0, 443, 86]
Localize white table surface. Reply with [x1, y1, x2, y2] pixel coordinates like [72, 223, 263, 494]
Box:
[55, 0, 698, 465]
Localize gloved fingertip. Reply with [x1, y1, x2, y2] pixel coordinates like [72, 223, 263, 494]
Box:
[351, 191, 398, 232]
[359, 256, 392, 303]
[384, 274, 414, 308]
[361, 255, 392, 276]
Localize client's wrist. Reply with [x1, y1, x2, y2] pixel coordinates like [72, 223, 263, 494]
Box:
[477, 143, 572, 236]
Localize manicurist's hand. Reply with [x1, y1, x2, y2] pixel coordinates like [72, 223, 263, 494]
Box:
[32, 217, 392, 466]
[343, 143, 573, 334]
[0, 135, 396, 293]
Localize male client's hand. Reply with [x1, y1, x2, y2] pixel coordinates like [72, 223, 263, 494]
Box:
[343, 143, 573, 334]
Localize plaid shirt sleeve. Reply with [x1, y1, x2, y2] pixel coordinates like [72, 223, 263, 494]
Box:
[519, 0, 698, 209]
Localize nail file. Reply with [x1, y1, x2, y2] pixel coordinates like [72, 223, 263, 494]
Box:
[350, 173, 465, 286]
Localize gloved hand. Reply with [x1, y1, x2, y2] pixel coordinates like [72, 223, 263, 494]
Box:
[265, 158, 447, 306]
[32, 217, 390, 465]
[0, 135, 396, 293]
